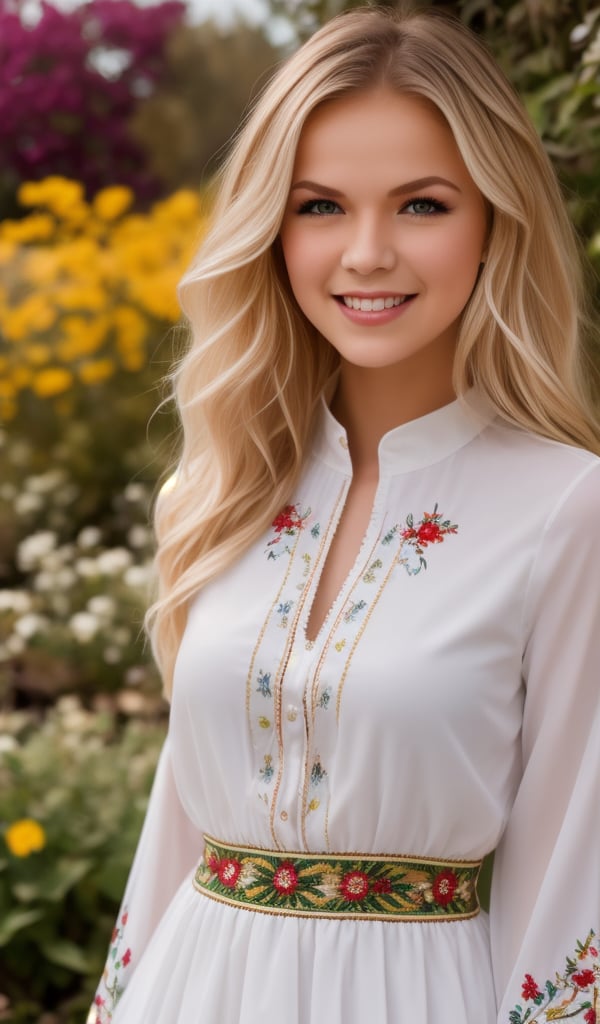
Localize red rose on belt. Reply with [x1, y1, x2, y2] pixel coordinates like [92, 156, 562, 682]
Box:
[432, 869, 457, 906]
[218, 857, 241, 888]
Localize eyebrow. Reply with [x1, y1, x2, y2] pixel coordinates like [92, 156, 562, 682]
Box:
[290, 176, 462, 196]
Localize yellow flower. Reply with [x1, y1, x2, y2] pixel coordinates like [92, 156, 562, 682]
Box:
[18, 177, 86, 219]
[25, 343, 51, 366]
[55, 283, 107, 312]
[5, 818, 46, 857]
[153, 190, 202, 225]
[93, 186, 134, 222]
[78, 359, 114, 385]
[1, 214, 55, 244]
[32, 367, 73, 397]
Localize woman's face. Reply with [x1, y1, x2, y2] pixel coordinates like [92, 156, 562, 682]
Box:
[279, 88, 489, 376]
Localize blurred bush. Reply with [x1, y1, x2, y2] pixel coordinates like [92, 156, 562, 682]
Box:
[0, 176, 206, 709]
[0, 698, 165, 1023]
[0, 0, 187, 216]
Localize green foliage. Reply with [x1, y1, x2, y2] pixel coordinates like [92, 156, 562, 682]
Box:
[0, 700, 166, 1023]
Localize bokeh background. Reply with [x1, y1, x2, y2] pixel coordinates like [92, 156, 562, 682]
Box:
[0, 0, 598, 1021]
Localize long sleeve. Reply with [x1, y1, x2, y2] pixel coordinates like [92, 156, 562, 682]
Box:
[491, 461, 600, 1023]
[89, 729, 203, 1024]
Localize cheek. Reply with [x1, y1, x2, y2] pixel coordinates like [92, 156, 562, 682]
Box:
[414, 222, 484, 287]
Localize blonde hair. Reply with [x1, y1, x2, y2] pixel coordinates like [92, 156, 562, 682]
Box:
[148, 4, 600, 696]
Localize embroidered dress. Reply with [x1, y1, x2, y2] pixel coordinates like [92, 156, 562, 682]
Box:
[91, 391, 600, 1024]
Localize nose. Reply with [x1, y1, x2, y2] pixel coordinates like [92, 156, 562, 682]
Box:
[340, 214, 396, 275]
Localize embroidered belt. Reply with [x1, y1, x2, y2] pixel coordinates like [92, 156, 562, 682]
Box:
[193, 834, 482, 922]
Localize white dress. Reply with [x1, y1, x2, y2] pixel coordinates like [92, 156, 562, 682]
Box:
[91, 391, 600, 1024]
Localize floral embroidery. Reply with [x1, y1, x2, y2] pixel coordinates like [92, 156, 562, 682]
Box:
[276, 600, 294, 628]
[340, 870, 370, 901]
[273, 862, 299, 895]
[509, 930, 599, 1023]
[92, 908, 132, 1023]
[344, 599, 367, 623]
[431, 869, 458, 906]
[363, 558, 383, 583]
[195, 837, 482, 920]
[397, 504, 458, 576]
[317, 686, 332, 710]
[256, 670, 272, 697]
[266, 504, 317, 559]
[259, 754, 274, 783]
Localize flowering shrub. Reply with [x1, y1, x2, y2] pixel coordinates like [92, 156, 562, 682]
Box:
[0, 698, 165, 1022]
[0, 0, 186, 207]
[0, 176, 204, 422]
[0, 464, 161, 703]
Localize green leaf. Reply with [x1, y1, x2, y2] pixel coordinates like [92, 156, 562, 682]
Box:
[40, 938, 91, 974]
[41, 858, 94, 902]
[0, 907, 44, 946]
[12, 880, 42, 902]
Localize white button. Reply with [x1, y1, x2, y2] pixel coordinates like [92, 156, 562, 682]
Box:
[280, 810, 288, 821]
[286, 705, 298, 722]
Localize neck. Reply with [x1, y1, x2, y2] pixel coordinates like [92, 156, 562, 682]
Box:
[330, 357, 456, 474]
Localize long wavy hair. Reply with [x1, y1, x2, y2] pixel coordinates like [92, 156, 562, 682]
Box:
[148, 4, 600, 696]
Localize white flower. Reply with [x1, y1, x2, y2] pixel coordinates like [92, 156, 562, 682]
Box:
[87, 595, 116, 619]
[124, 483, 148, 503]
[17, 530, 57, 571]
[75, 557, 99, 578]
[6, 634, 25, 654]
[77, 526, 102, 549]
[69, 611, 100, 642]
[570, 22, 590, 45]
[0, 590, 32, 613]
[124, 564, 150, 589]
[103, 646, 121, 664]
[25, 470, 66, 495]
[0, 735, 17, 753]
[125, 665, 147, 687]
[127, 524, 151, 549]
[14, 492, 43, 515]
[33, 571, 55, 592]
[14, 613, 49, 638]
[97, 547, 133, 575]
[113, 627, 132, 646]
[56, 567, 77, 589]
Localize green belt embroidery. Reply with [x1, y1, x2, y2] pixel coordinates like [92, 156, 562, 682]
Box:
[193, 834, 482, 922]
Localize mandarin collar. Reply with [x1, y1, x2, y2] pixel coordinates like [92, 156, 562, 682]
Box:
[312, 388, 497, 475]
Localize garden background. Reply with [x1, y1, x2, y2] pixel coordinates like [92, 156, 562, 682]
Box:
[0, 0, 598, 1021]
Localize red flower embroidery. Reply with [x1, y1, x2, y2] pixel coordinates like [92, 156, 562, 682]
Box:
[416, 522, 443, 545]
[272, 506, 304, 534]
[111, 926, 118, 942]
[95, 995, 105, 1006]
[121, 911, 128, 926]
[207, 852, 220, 873]
[372, 877, 393, 895]
[273, 862, 298, 896]
[521, 974, 543, 1001]
[432, 869, 457, 906]
[589, 946, 598, 957]
[340, 870, 369, 902]
[121, 948, 132, 968]
[584, 1009, 596, 1024]
[573, 969, 596, 988]
[218, 858, 241, 888]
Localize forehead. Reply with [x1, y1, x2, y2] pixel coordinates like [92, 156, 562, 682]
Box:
[291, 88, 471, 186]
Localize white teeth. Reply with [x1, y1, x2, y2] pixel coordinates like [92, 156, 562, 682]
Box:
[342, 295, 408, 311]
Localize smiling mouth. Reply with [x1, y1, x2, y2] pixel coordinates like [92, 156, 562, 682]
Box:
[337, 295, 415, 311]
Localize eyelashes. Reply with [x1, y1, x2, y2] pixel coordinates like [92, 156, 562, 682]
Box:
[296, 195, 450, 217]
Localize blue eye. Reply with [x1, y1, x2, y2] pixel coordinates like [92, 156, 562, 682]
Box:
[403, 197, 449, 216]
[297, 199, 342, 216]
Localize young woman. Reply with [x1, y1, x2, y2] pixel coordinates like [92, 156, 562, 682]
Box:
[91, 6, 600, 1023]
